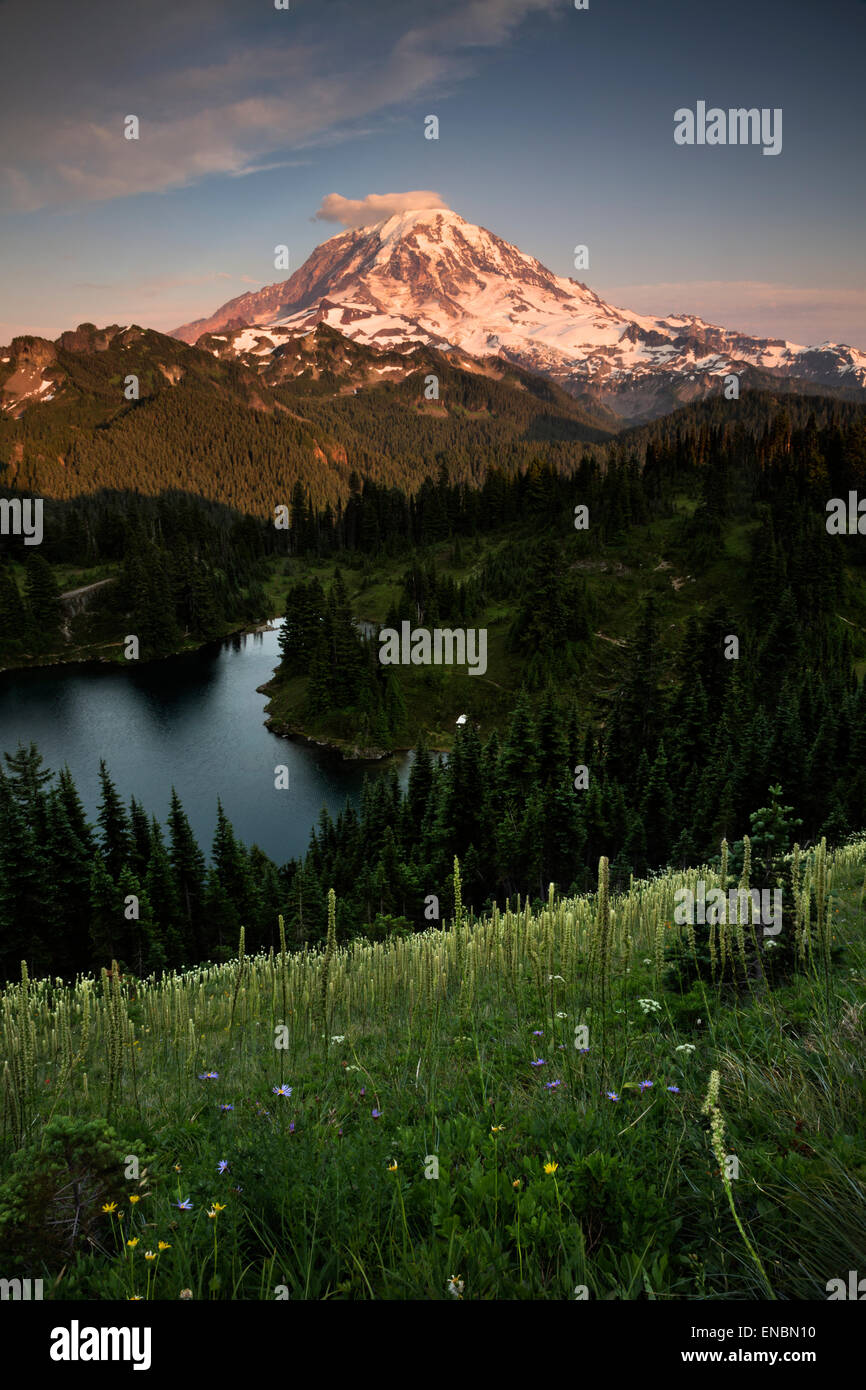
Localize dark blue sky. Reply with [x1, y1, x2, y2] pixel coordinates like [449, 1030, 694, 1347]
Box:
[1, 0, 863, 346]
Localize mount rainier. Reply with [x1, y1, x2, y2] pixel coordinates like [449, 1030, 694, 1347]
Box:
[173, 205, 866, 423]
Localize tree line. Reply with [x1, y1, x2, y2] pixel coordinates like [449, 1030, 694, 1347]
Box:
[0, 491, 271, 661]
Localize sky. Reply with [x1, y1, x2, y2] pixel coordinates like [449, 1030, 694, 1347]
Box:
[0, 0, 864, 348]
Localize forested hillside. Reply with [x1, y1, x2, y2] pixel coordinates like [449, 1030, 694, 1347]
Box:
[0, 323, 613, 514]
[3, 395, 866, 980]
[0, 492, 272, 665]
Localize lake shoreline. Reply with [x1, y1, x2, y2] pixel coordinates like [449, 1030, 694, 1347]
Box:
[0, 614, 280, 678]
[1, 612, 441, 766]
[258, 672, 417, 763]
[261, 707, 399, 763]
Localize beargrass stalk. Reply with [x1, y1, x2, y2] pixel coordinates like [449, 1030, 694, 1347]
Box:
[453, 857, 464, 983]
[701, 1069, 775, 1298]
[3, 1059, 21, 1146]
[128, 1015, 141, 1117]
[102, 966, 118, 1117]
[318, 889, 337, 1041]
[790, 844, 808, 966]
[595, 857, 611, 1080]
[736, 837, 751, 983]
[278, 914, 289, 1028]
[653, 915, 666, 985]
[816, 840, 835, 1016]
[228, 926, 246, 1037]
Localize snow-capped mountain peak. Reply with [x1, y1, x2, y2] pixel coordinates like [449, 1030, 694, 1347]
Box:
[173, 205, 866, 421]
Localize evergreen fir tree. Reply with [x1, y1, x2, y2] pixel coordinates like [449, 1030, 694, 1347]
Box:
[96, 760, 130, 879]
[24, 553, 62, 644]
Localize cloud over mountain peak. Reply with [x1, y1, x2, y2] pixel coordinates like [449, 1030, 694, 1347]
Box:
[314, 191, 450, 229]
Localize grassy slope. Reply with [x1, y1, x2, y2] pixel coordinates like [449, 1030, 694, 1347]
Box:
[1, 840, 864, 1300]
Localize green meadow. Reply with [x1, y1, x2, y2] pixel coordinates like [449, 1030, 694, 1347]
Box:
[2, 838, 864, 1301]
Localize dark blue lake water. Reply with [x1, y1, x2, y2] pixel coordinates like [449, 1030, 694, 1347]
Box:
[0, 625, 411, 865]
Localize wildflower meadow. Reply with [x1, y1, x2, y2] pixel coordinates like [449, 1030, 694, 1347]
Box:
[2, 839, 864, 1301]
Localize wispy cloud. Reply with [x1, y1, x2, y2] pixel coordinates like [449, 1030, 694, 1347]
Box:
[0, 0, 559, 213]
[226, 159, 313, 179]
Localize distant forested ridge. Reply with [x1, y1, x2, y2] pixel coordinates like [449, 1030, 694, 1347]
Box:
[0, 324, 611, 514]
[3, 313, 864, 518]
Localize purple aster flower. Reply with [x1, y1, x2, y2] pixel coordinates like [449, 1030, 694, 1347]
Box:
[532, 1030, 544, 1037]
[371, 1108, 381, 1119]
[219, 1103, 234, 1112]
[530, 1058, 546, 1068]
[360, 1087, 366, 1096]
[288, 1122, 295, 1134]
[217, 1160, 229, 1173]
[273, 1084, 292, 1097]
[639, 1079, 654, 1092]
[606, 1092, 620, 1102]
[545, 1080, 562, 1090]
[198, 1071, 219, 1080]
[175, 1198, 193, 1210]
[577, 1047, 590, 1055]
[667, 1085, 681, 1094]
